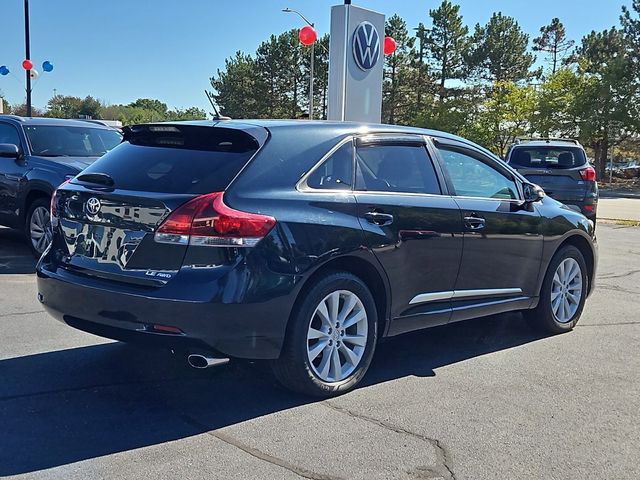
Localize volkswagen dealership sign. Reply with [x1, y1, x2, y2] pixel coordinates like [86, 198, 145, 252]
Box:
[327, 4, 385, 123]
[352, 21, 380, 71]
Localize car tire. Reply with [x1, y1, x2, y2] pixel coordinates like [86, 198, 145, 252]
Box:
[25, 197, 52, 258]
[524, 245, 588, 334]
[271, 271, 378, 397]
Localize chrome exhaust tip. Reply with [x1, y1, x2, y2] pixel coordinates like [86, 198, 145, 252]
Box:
[187, 354, 230, 369]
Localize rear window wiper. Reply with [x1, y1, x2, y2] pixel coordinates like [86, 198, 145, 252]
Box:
[76, 172, 115, 187]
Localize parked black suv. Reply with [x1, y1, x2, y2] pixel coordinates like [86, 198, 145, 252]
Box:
[37, 121, 597, 396]
[0, 115, 122, 255]
[506, 138, 598, 222]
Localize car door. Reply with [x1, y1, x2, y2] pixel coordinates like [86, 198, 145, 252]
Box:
[0, 122, 27, 225]
[431, 138, 544, 322]
[354, 134, 464, 335]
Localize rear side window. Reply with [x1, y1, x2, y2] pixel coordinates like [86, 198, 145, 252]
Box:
[306, 141, 353, 190]
[355, 144, 441, 195]
[510, 146, 587, 169]
[77, 125, 260, 194]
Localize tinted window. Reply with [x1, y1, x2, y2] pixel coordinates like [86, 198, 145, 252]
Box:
[77, 126, 259, 194]
[355, 144, 441, 194]
[438, 147, 518, 200]
[24, 126, 122, 157]
[510, 146, 587, 169]
[0, 123, 21, 146]
[307, 141, 353, 190]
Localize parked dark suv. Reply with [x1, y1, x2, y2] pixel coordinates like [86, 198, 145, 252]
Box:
[0, 115, 122, 255]
[37, 121, 597, 396]
[506, 138, 598, 222]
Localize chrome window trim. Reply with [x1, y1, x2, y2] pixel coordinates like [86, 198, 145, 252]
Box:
[409, 288, 523, 305]
[296, 136, 355, 193]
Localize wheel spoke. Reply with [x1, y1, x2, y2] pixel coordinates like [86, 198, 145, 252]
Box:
[342, 334, 366, 347]
[327, 292, 340, 323]
[343, 309, 365, 329]
[340, 343, 359, 366]
[308, 339, 329, 362]
[308, 327, 328, 340]
[317, 347, 332, 379]
[316, 301, 332, 328]
[338, 294, 358, 322]
[330, 347, 342, 381]
[551, 290, 561, 302]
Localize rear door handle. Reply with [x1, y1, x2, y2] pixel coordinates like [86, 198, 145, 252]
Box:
[364, 212, 394, 226]
[464, 215, 486, 230]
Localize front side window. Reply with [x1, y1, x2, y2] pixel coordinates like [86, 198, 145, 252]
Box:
[306, 141, 353, 190]
[24, 126, 122, 157]
[438, 147, 518, 200]
[355, 144, 441, 195]
[0, 123, 21, 146]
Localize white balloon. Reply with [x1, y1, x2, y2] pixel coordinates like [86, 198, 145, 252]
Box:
[30, 69, 39, 79]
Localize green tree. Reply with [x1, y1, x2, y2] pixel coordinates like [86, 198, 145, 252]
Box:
[46, 95, 83, 118]
[467, 13, 538, 83]
[533, 18, 575, 76]
[209, 52, 264, 118]
[383, 14, 417, 124]
[166, 106, 207, 121]
[425, 0, 469, 92]
[571, 27, 640, 179]
[128, 98, 168, 117]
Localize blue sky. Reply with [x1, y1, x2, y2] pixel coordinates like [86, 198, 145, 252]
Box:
[0, 0, 632, 114]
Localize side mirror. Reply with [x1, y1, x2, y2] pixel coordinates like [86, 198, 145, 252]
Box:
[0, 143, 21, 159]
[523, 182, 545, 203]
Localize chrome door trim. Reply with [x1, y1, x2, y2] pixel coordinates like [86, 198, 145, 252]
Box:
[409, 288, 523, 305]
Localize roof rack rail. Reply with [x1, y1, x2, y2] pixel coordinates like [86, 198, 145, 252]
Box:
[514, 137, 580, 145]
[0, 114, 26, 122]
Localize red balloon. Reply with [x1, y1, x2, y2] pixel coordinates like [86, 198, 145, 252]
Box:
[22, 59, 34, 70]
[384, 36, 397, 56]
[299, 26, 318, 46]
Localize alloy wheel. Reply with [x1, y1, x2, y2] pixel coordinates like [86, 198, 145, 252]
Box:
[551, 257, 583, 323]
[306, 290, 368, 382]
[30, 206, 52, 255]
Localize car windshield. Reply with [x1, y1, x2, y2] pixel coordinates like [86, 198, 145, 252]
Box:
[510, 146, 587, 169]
[24, 125, 122, 157]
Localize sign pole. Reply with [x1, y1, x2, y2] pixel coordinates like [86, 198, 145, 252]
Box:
[24, 0, 32, 117]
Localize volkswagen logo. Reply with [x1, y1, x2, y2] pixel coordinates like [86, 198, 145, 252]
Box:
[353, 21, 380, 71]
[85, 197, 101, 216]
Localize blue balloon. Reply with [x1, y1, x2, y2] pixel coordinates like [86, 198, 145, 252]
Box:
[42, 61, 53, 72]
[0, 65, 9, 76]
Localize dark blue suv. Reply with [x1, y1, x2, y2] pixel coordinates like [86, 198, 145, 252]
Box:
[0, 115, 122, 255]
[37, 120, 597, 397]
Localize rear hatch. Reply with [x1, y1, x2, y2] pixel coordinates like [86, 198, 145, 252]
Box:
[508, 145, 591, 202]
[49, 123, 266, 286]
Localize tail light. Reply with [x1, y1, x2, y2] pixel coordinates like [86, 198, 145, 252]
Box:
[579, 166, 596, 182]
[583, 204, 595, 213]
[50, 178, 72, 226]
[154, 192, 276, 247]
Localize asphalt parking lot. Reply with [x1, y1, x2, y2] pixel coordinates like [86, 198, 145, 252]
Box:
[1, 223, 638, 480]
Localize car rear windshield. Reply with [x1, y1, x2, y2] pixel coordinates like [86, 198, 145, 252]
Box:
[509, 146, 587, 169]
[25, 125, 122, 157]
[75, 125, 260, 194]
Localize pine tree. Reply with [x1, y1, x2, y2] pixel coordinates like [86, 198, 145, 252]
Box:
[533, 18, 575, 75]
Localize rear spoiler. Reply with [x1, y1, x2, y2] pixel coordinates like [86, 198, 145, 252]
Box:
[514, 137, 581, 146]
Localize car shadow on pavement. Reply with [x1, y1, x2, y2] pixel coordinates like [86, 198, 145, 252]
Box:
[0, 312, 547, 476]
[0, 227, 36, 274]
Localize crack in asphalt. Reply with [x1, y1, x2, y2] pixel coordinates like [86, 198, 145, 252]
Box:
[578, 321, 640, 327]
[595, 284, 639, 295]
[0, 309, 44, 319]
[598, 269, 640, 280]
[322, 401, 456, 480]
[178, 413, 343, 480]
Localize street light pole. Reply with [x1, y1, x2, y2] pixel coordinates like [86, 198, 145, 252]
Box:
[24, 0, 32, 117]
[283, 8, 316, 120]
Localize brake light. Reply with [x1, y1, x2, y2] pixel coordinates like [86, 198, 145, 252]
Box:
[583, 204, 595, 213]
[154, 192, 276, 247]
[580, 166, 596, 182]
[50, 178, 72, 224]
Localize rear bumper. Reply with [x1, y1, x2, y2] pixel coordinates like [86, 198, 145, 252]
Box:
[36, 262, 300, 360]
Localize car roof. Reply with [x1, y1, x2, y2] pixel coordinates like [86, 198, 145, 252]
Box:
[0, 115, 115, 129]
[512, 139, 583, 148]
[153, 119, 500, 160]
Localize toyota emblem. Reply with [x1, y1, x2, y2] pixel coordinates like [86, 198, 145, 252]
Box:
[85, 197, 101, 215]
